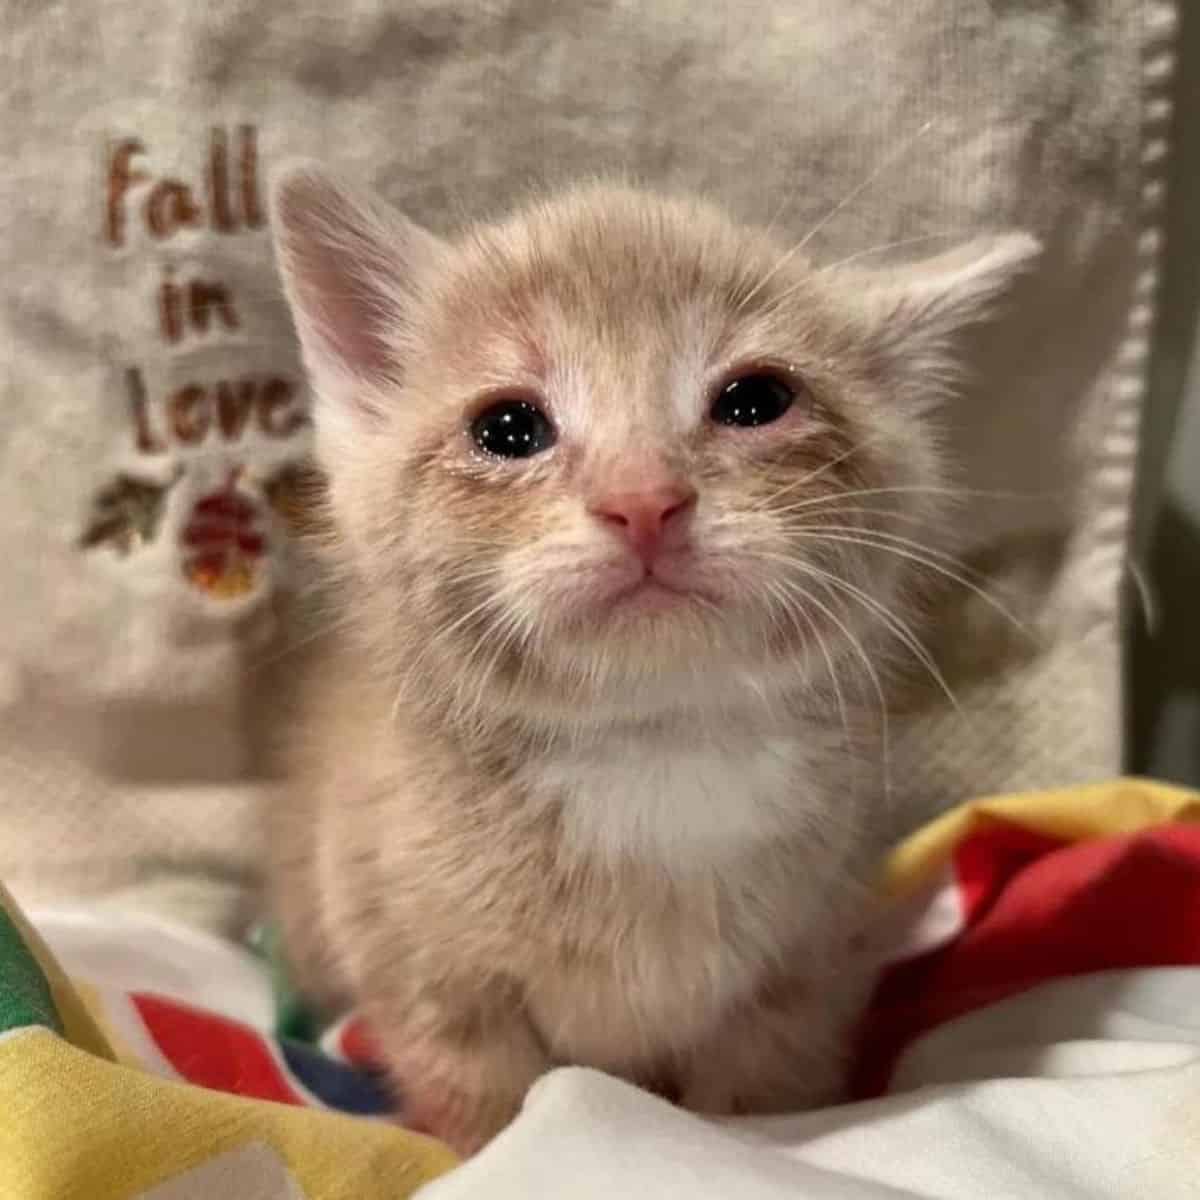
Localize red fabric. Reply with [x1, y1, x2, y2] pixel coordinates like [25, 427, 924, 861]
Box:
[334, 1014, 384, 1070]
[853, 822, 1200, 1097]
[952, 823, 1064, 924]
[133, 992, 303, 1105]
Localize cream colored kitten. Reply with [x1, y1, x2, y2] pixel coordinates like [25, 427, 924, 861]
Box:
[267, 165, 1036, 1154]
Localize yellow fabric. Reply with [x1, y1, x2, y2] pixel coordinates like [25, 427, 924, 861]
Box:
[0, 1028, 457, 1199]
[884, 777, 1200, 896]
[0, 885, 457, 1200]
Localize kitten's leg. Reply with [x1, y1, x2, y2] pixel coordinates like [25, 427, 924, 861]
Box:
[677, 966, 871, 1116]
[368, 990, 552, 1156]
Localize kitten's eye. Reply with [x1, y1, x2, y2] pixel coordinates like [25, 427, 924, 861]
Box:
[470, 399, 556, 459]
[711, 373, 795, 428]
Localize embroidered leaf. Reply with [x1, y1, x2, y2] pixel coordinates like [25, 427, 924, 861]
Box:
[79, 473, 175, 556]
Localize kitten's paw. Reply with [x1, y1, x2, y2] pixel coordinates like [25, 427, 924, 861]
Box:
[400, 1077, 516, 1157]
[677, 997, 854, 1117]
[680, 1065, 839, 1118]
[678, 1075, 739, 1116]
[376, 1017, 550, 1157]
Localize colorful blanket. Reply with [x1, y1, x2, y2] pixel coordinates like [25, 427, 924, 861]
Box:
[0, 891, 455, 1198]
[2, 778, 1198, 1198]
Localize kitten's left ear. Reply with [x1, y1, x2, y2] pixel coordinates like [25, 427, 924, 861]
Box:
[271, 161, 446, 422]
[858, 232, 1041, 396]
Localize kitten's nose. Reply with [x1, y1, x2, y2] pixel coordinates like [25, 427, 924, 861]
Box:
[589, 484, 697, 564]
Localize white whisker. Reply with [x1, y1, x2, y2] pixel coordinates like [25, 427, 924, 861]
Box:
[789, 526, 1030, 636]
[764, 577, 851, 749]
[251, 608, 358, 670]
[817, 231, 966, 273]
[766, 483, 1058, 519]
[753, 434, 886, 511]
[774, 556, 963, 718]
[791, 522, 982, 574]
[770, 574, 892, 805]
[735, 120, 936, 313]
[776, 503, 946, 528]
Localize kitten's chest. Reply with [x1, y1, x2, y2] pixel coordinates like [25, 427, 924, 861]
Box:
[515, 732, 838, 1065]
[534, 730, 811, 874]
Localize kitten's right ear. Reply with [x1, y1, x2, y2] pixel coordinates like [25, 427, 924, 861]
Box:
[271, 162, 444, 420]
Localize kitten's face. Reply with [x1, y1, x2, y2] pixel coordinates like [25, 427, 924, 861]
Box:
[274, 175, 1036, 724]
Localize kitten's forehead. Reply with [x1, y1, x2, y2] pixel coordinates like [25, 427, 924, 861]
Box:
[424, 186, 821, 436]
[473, 184, 777, 312]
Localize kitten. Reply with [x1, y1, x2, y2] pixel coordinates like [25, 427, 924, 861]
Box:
[266, 165, 1037, 1155]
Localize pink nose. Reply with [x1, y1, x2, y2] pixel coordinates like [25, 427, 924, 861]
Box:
[589, 484, 697, 564]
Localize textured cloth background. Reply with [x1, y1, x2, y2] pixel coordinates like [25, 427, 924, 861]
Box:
[0, 1, 1178, 934]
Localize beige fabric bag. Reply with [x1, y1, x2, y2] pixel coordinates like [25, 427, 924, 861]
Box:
[0, 1, 1178, 934]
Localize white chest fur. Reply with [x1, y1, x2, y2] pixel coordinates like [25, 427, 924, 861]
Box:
[532, 727, 823, 876]
[519, 725, 854, 1068]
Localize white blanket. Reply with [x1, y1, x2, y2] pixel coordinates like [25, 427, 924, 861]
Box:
[422, 969, 1200, 1199]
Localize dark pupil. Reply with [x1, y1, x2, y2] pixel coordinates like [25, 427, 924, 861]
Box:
[711, 374, 794, 427]
[471, 400, 555, 458]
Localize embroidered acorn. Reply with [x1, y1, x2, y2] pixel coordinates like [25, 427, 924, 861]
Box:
[180, 467, 267, 599]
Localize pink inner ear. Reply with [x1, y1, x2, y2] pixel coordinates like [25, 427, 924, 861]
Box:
[275, 174, 404, 383]
[305, 256, 397, 381]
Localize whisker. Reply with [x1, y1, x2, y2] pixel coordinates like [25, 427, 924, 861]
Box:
[446, 612, 518, 727]
[776, 503, 950, 528]
[790, 522, 984, 575]
[735, 119, 936, 314]
[770, 574, 892, 804]
[481, 583, 541, 683]
[817, 231, 966, 273]
[792, 120, 937, 256]
[762, 483, 1044, 520]
[776, 482, 1064, 516]
[763, 230, 965, 319]
[764, 577, 851, 749]
[250, 607, 359, 670]
[788, 587, 865, 799]
[778, 557, 963, 718]
[760, 187, 801, 242]
[391, 587, 504, 712]
[790, 527, 1030, 636]
[752, 434, 886, 510]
